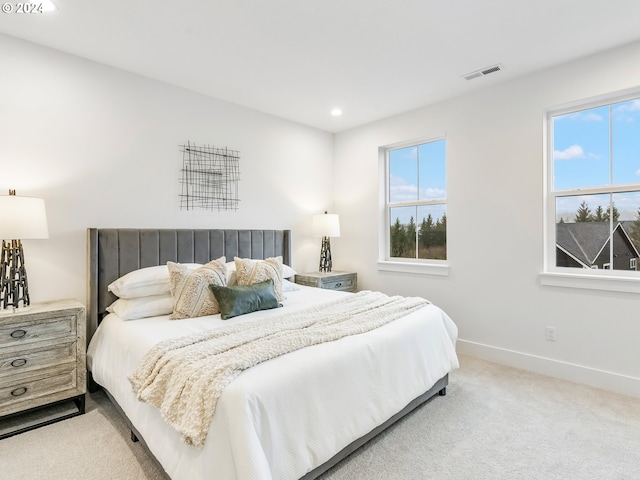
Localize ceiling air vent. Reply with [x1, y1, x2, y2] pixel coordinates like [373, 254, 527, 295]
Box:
[463, 63, 503, 81]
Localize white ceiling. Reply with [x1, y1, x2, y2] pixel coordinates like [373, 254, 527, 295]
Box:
[2, 0, 640, 133]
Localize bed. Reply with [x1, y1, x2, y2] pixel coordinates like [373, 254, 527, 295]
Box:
[86, 228, 459, 480]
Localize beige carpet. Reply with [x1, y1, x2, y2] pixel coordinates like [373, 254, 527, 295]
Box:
[1, 355, 639, 480]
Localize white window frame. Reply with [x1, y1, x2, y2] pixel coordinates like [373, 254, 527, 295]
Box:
[540, 87, 640, 293]
[377, 136, 449, 276]
[631, 258, 637, 270]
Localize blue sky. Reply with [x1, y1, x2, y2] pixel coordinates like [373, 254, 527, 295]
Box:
[389, 139, 446, 224]
[553, 97, 640, 222]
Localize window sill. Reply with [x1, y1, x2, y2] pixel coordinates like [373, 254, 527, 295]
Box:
[539, 271, 640, 294]
[377, 261, 449, 276]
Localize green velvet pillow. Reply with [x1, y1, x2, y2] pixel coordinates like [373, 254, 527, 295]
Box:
[209, 279, 281, 320]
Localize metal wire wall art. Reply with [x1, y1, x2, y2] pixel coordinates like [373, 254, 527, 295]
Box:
[179, 141, 241, 211]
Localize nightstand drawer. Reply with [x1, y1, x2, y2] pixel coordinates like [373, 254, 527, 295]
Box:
[295, 271, 358, 292]
[293, 276, 318, 288]
[0, 340, 76, 378]
[323, 277, 356, 291]
[0, 363, 77, 410]
[0, 314, 76, 349]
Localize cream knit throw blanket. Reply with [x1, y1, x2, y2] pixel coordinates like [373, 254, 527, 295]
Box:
[129, 291, 430, 447]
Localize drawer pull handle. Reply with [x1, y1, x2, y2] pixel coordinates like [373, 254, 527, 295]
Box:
[11, 387, 27, 397]
[11, 358, 27, 368]
[10, 329, 27, 339]
[334, 282, 342, 288]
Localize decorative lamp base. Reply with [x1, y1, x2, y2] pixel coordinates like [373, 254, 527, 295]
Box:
[0, 239, 30, 310]
[319, 236, 332, 273]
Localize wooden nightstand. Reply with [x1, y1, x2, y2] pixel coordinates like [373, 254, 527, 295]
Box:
[294, 271, 357, 292]
[0, 299, 86, 439]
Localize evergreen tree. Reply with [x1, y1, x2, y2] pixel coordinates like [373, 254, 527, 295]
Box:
[434, 214, 447, 247]
[390, 217, 407, 257]
[593, 205, 606, 222]
[604, 203, 620, 222]
[406, 216, 416, 256]
[419, 214, 434, 248]
[574, 201, 593, 222]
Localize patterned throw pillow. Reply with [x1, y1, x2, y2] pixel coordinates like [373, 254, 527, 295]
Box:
[234, 256, 284, 301]
[168, 257, 227, 320]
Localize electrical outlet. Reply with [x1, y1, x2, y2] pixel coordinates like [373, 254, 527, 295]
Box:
[545, 326, 556, 342]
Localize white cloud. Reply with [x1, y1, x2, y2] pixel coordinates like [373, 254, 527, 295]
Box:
[554, 144, 585, 160]
[560, 111, 603, 122]
[389, 175, 417, 202]
[421, 187, 446, 199]
[579, 112, 603, 122]
[389, 176, 445, 202]
[614, 99, 640, 123]
[392, 147, 418, 161]
[616, 99, 640, 112]
[636, 168, 640, 176]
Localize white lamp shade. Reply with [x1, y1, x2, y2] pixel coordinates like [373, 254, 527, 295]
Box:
[312, 213, 340, 237]
[0, 195, 49, 239]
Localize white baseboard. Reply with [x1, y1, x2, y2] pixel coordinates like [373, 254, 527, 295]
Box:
[456, 339, 640, 399]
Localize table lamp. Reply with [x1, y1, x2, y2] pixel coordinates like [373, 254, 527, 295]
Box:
[312, 211, 340, 273]
[0, 189, 49, 310]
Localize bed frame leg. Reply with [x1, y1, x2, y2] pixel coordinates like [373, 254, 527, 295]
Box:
[87, 373, 101, 393]
[131, 431, 139, 443]
[438, 387, 447, 396]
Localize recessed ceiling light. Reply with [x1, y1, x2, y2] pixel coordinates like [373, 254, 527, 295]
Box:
[331, 108, 343, 117]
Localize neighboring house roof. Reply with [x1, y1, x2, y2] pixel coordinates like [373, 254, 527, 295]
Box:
[556, 221, 640, 266]
[620, 221, 640, 258]
[556, 222, 610, 265]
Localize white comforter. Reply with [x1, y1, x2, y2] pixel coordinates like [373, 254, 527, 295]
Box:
[87, 286, 459, 480]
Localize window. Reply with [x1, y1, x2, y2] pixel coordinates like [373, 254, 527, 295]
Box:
[383, 138, 447, 264]
[545, 90, 640, 288]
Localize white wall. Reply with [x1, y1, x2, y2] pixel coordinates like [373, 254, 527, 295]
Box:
[0, 34, 333, 306]
[3, 32, 639, 397]
[333, 40, 640, 397]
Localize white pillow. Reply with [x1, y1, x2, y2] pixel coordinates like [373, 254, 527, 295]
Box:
[108, 263, 201, 299]
[282, 263, 296, 279]
[282, 278, 300, 292]
[106, 295, 174, 320]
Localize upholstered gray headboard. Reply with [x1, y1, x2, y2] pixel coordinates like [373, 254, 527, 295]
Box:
[86, 228, 291, 342]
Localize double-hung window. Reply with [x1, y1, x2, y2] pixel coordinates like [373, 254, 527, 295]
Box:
[379, 137, 447, 274]
[544, 90, 640, 290]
